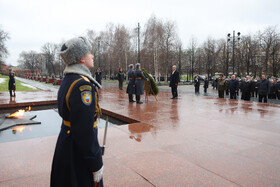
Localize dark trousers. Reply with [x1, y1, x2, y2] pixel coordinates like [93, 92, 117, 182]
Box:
[218, 90, 224, 98]
[259, 94, 267, 103]
[136, 95, 141, 102]
[119, 81, 123, 90]
[9, 90, 15, 97]
[243, 92, 251, 101]
[171, 85, 178, 98]
[128, 94, 134, 102]
[225, 89, 229, 95]
[204, 87, 207, 93]
[277, 93, 280, 100]
[230, 92, 237, 99]
[195, 86, 199, 93]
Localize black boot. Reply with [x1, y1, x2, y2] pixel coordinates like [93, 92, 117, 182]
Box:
[129, 94, 135, 102]
[136, 95, 143, 104]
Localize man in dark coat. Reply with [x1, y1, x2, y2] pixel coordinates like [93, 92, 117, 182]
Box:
[228, 75, 239, 99]
[203, 77, 209, 93]
[268, 79, 276, 99]
[250, 77, 256, 97]
[258, 74, 270, 103]
[275, 79, 280, 100]
[217, 76, 226, 98]
[194, 74, 200, 94]
[8, 72, 16, 97]
[126, 64, 136, 102]
[241, 76, 252, 101]
[169, 65, 180, 99]
[95, 67, 102, 85]
[51, 37, 104, 187]
[118, 67, 125, 90]
[134, 63, 147, 104]
[255, 77, 260, 98]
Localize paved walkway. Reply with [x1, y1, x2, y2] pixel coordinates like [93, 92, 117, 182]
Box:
[15, 77, 59, 92]
[0, 79, 280, 186]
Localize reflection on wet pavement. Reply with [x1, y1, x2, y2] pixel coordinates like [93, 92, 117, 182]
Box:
[0, 86, 280, 186]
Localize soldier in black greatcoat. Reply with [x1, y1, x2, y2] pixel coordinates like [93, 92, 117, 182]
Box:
[169, 65, 180, 99]
[8, 72, 16, 97]
[51, 37, 104, 187]
[126, 64, 136, 102]
[241, 76, 252, 101]
[134, 63, 147, 104]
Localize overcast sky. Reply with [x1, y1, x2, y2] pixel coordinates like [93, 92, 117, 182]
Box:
[1, 0, 280, 66]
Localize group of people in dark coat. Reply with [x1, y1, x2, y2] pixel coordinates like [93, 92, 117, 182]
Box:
[211, 74, 280, 103]
[126, 63, 148, 104]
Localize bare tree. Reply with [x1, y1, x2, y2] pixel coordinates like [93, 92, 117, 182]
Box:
[258, 26, 279, 75]
[143, 15, 164, 81]
[41, 43, 58, 76]
[0, 26, 10, 70]
[18, 51, 41, 75]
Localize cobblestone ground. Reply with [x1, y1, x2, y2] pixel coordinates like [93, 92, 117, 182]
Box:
[160, 85, 280, 105]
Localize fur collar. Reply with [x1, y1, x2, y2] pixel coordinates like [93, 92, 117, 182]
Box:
[64, 64, 102, 89]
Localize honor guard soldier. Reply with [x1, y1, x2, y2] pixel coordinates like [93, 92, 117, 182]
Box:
[51, 37, 104, 187]
[134, 63, 147, 104]
[126, 64, 136, 102]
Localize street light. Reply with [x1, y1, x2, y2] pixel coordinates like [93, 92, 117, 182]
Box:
[227, 31, 241, 75]
[98, 40, 101, 67]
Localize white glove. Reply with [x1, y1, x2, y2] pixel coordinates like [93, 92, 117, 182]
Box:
[93, 166, 103, 182]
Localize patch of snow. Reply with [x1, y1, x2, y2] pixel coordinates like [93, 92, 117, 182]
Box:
[20, 83, 38, 90]
[0, 78, 6, 84]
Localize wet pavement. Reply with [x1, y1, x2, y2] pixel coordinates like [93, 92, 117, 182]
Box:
[1, 81, 280, 186]
[160, 84, 280, 105]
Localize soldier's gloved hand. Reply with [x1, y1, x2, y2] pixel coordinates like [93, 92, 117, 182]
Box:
[93, 166, 103, 182]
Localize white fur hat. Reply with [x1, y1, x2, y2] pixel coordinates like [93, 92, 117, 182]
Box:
[60, 37, 92, 65]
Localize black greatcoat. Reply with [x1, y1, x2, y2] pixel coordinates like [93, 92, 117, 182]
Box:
[241, 81, 251, 101]
[126, 69, 135, 94]
[134, 69, 147, 95]
[258, 78, 270, 95]
[8, 73, 15, 91]
[95, 71, 102, 85]
[51, 73, 103, 187]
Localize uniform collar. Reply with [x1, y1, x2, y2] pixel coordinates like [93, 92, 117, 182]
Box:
[63, 63, 102, 89]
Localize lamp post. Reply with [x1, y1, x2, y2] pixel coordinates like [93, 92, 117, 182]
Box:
[226, 39, 230, 77]
[98, 40, 101, 67]
[137, 22, 140, 64]
[227, 31, 241, 75]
